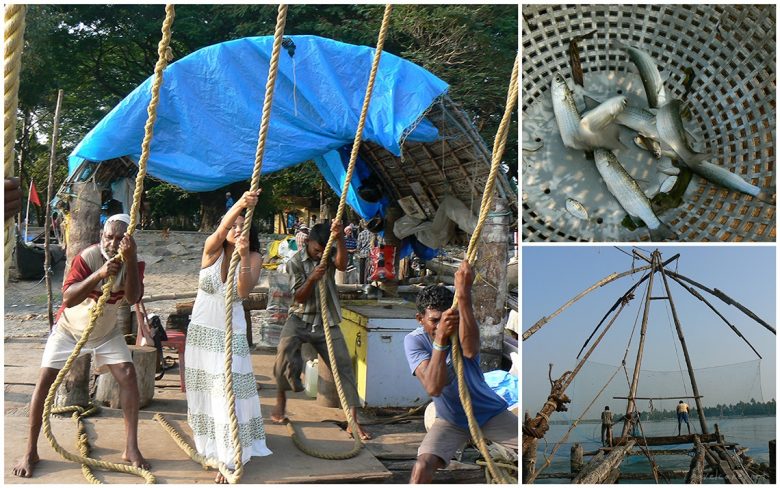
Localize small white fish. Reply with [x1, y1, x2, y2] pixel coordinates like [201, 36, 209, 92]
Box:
[618, 43, 667, 108]
[565, 198, 589, 220]
[657, 100, 710, 166]
[551, 74, 625, 151]
[689, 161, 776, 204]
[594, 149, 677, 241]
[659, 175, 678, 193]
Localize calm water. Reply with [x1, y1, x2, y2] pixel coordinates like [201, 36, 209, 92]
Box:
[533, 416, 774, 483]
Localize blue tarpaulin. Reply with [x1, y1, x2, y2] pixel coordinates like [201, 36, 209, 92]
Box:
[68, 35, 448, 197]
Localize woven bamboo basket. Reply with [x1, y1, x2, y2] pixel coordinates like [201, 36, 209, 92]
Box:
[522, 5, 776, 242]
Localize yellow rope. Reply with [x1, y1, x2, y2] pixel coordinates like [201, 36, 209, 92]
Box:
[40, 5, 175, 484]
[449, 54, 518, 484]
[155, 5, 289, 483]
[4, 4, 25, 286]
[305, 3, 393, 460]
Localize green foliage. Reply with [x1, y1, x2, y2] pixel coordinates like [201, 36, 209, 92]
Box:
[639, 399, 776, 421]
[146, 182, 199, 221]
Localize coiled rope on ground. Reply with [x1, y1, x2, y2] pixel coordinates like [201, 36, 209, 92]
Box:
[39, 5, 175, 484]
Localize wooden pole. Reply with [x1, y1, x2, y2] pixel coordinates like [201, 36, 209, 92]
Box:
[44, 89, 64, 330]
[572, 440, 635, 484]
[524, 253, 680, 341]
[668, 274, 762, 358]
[621, 252, 657, 438]
[472, 198, 510, 371]
[664, 270, 775, 335]
[570, 443, 584, 474]
[24, 179, 32, 241]
[657, 261, 709, 434]
[686, 435, 705, 483]
[522, 437, 537, 483]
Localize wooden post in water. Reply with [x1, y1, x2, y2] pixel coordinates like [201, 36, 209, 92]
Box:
[570, 443, 584, 474]
[522, 437, 537, 483]
[769, 439, 775, 484]
[658, 261, 709, 434]
[621, 252, 657, 438]
[44, 89, 64, 330]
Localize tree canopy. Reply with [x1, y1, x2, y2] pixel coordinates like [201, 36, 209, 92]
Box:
[16, 5, 517, 228]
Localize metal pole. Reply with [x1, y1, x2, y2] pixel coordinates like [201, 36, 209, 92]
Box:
[658, 260, 709, 434]
[44, 89, 64, 330]
[622, 252, 657, 438]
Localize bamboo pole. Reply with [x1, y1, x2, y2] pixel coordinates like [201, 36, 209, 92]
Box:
[523, 265, 652, 340]
[524, 253, 680, 341]
[657, 262, 709, 435]
[44, 89, 64, 329]
[621, 252, 657, 438]
[664, 270, 775, 335]
[522, 275, 645, 454]
[668, 274, 762, 358]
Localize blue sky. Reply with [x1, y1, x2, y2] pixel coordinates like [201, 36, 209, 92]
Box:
[522, 246, 776, 417]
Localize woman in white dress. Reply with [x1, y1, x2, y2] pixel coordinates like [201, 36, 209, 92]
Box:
[185, 190, 271, 483]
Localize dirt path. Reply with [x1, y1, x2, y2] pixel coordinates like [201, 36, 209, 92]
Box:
[5, 230, 228, 338]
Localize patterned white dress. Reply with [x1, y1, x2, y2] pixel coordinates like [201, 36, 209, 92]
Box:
[185, 251, 272, 468]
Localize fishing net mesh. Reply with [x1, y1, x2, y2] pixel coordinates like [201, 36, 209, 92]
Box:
[565, 359, 764, 422]
[522, 5, 776, 242]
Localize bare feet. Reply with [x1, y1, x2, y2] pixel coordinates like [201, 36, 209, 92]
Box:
[270, 405, 287, 424]
[12, 453, 39, 478]
[215, 472, 228, 484]
[270, 394, 287, 424]
[122, 449, 151, 470]
[347, 424, 373, 441]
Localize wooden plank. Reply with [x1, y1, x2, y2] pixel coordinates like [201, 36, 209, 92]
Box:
[612, 433, 719, 446]
[585, 448, 692, 457]
[572, 440, 635, 484]
[4, 415, 392, 484]
[536, 469, 718, 481]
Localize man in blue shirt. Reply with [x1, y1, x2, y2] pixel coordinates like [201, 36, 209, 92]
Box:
[404, 261, 517, 483]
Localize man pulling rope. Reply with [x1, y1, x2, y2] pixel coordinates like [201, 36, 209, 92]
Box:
[12, 214, 149, 478]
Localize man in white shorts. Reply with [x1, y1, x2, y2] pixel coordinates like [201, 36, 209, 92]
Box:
[12, 214, 149, 478]
[404, 261, 518, 483]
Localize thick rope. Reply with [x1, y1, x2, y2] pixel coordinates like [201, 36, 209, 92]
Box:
[308, 3, 393, 460]
[218, 4, 288, 481]
[40, 5, 175, 484]
[154, 5, 289, 483]
[445, 54, 518, 484]
[4, 4, 25, 286]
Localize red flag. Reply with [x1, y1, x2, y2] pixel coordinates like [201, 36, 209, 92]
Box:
[29, 180, 41, 207]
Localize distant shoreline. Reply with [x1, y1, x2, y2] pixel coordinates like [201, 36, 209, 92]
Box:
[549, 414, 776, 425]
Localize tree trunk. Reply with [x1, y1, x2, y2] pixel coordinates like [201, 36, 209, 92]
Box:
[198, 190, 225, 232]
[473, 198, 510, 371]
[57, 181, 101, 406]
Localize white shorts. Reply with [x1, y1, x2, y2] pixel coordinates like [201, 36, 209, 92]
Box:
[41, 327, 132, 371]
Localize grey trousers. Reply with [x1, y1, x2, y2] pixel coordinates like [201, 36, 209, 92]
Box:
[273, 313, 361, 407]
